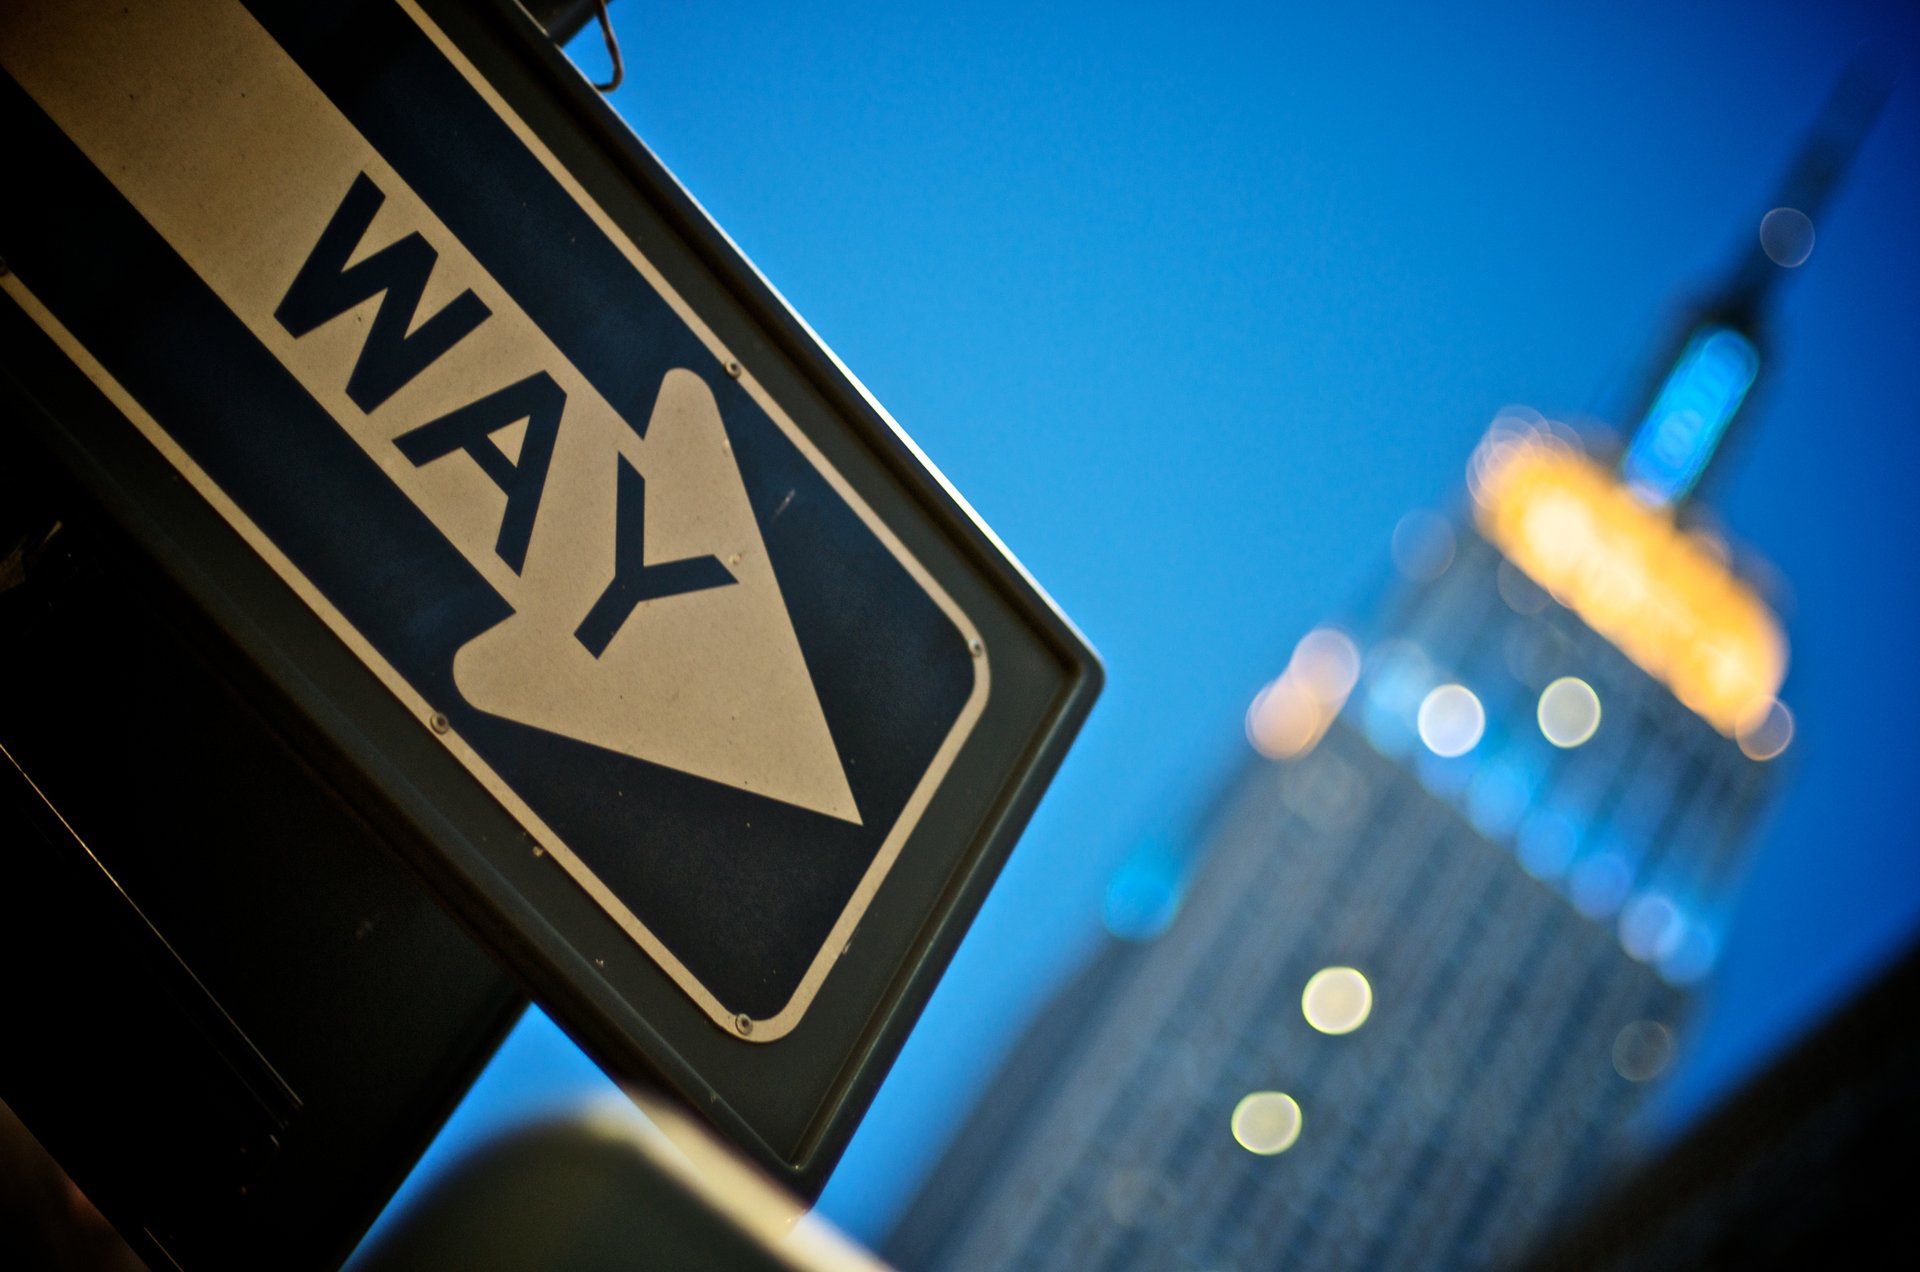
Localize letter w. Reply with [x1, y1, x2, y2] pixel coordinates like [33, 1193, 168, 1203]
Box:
[275, 173, 491, 412]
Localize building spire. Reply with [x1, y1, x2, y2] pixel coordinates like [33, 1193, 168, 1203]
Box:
[1620, 43, 1898, 508]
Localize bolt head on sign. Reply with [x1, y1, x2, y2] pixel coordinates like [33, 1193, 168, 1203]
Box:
[0, 0, 1097, 1190]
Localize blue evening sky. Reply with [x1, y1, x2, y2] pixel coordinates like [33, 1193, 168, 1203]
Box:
[369, 0, 1920, 1252]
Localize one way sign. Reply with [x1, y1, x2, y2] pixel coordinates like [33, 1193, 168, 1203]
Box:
[280, 174, 869, 831]
[0, 0, 1097, 1190]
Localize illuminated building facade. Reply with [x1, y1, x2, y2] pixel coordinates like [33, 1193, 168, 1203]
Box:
[887, 425, 1783, 1271]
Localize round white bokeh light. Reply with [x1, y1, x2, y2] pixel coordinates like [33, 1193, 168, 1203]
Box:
[1301, 966, 1374, 1035]
[1417, 684, 1485, 757]
[1231, 1091, 1304, 1155]
[1758, 207, 1815, 268]
[1537, 676, 1602, 748]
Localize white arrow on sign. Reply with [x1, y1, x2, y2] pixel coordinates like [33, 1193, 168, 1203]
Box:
[451, 368, 862, 824]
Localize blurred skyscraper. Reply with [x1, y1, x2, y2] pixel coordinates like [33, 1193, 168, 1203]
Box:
[883, 58, 1891, 1272]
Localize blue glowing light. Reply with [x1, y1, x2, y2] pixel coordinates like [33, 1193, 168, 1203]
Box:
[1518, 811, 1580, 880]
[1102, 837, 1189, 941]
[1621, 327, 1759, 505]
[1659, 921, 1722, 986]
[1466, 756, 1535, 839]
[1618, 892, 1685, 963]
[1570, 851, 1634, 919]
[1360, 641, 1434, 757]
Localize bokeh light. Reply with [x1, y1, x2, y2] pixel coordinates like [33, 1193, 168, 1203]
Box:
[1611, 1020, 1675, 1082]
[1301, 967, 1373, 1035]
[1466, 757, 1534, 838]
[1659, 922, 1721, 987]
[1470, 420, 1787, 735]
[1101, 1167, 1171, 1226]
[1280, 753, 1366, 832]
[1246, 678, 1324, 760]
[1360, 639, 1436, 755]
[1618, 893, 1685, 963]
[1735, 698, 1795, 761]
[1518, 812, 1580, 880]
[1231, 1091, 1303, 1155]
[1417, 684, 1485, 757]
[1247, 628, 1362, 760]
[1622, 328, 1759, 506]
[1536, 677, 1602, 748]
[1570, 851, 1632, 919]
[1391, 509, 1456, 582]
[1102, 839, 1186, 941]
[1758, 206, 1815, 267]
[1292, 628, 1362, 702]
[1497, 558, 1552, 615]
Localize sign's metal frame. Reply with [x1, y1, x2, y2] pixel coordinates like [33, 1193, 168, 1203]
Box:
[0, 0, 1099, 1196]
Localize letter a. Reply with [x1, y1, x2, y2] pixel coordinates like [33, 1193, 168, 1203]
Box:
[393, 372, 564, 574]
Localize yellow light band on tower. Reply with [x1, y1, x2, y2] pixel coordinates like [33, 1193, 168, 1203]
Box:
[1470, 423, 1786, 736]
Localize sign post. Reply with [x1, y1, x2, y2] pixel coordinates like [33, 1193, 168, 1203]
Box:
[2, 0, 1097, 1198]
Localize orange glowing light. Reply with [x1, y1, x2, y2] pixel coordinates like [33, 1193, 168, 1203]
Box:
[1470, 424, 1786, 737]
[1247, 628, 1360, 759]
